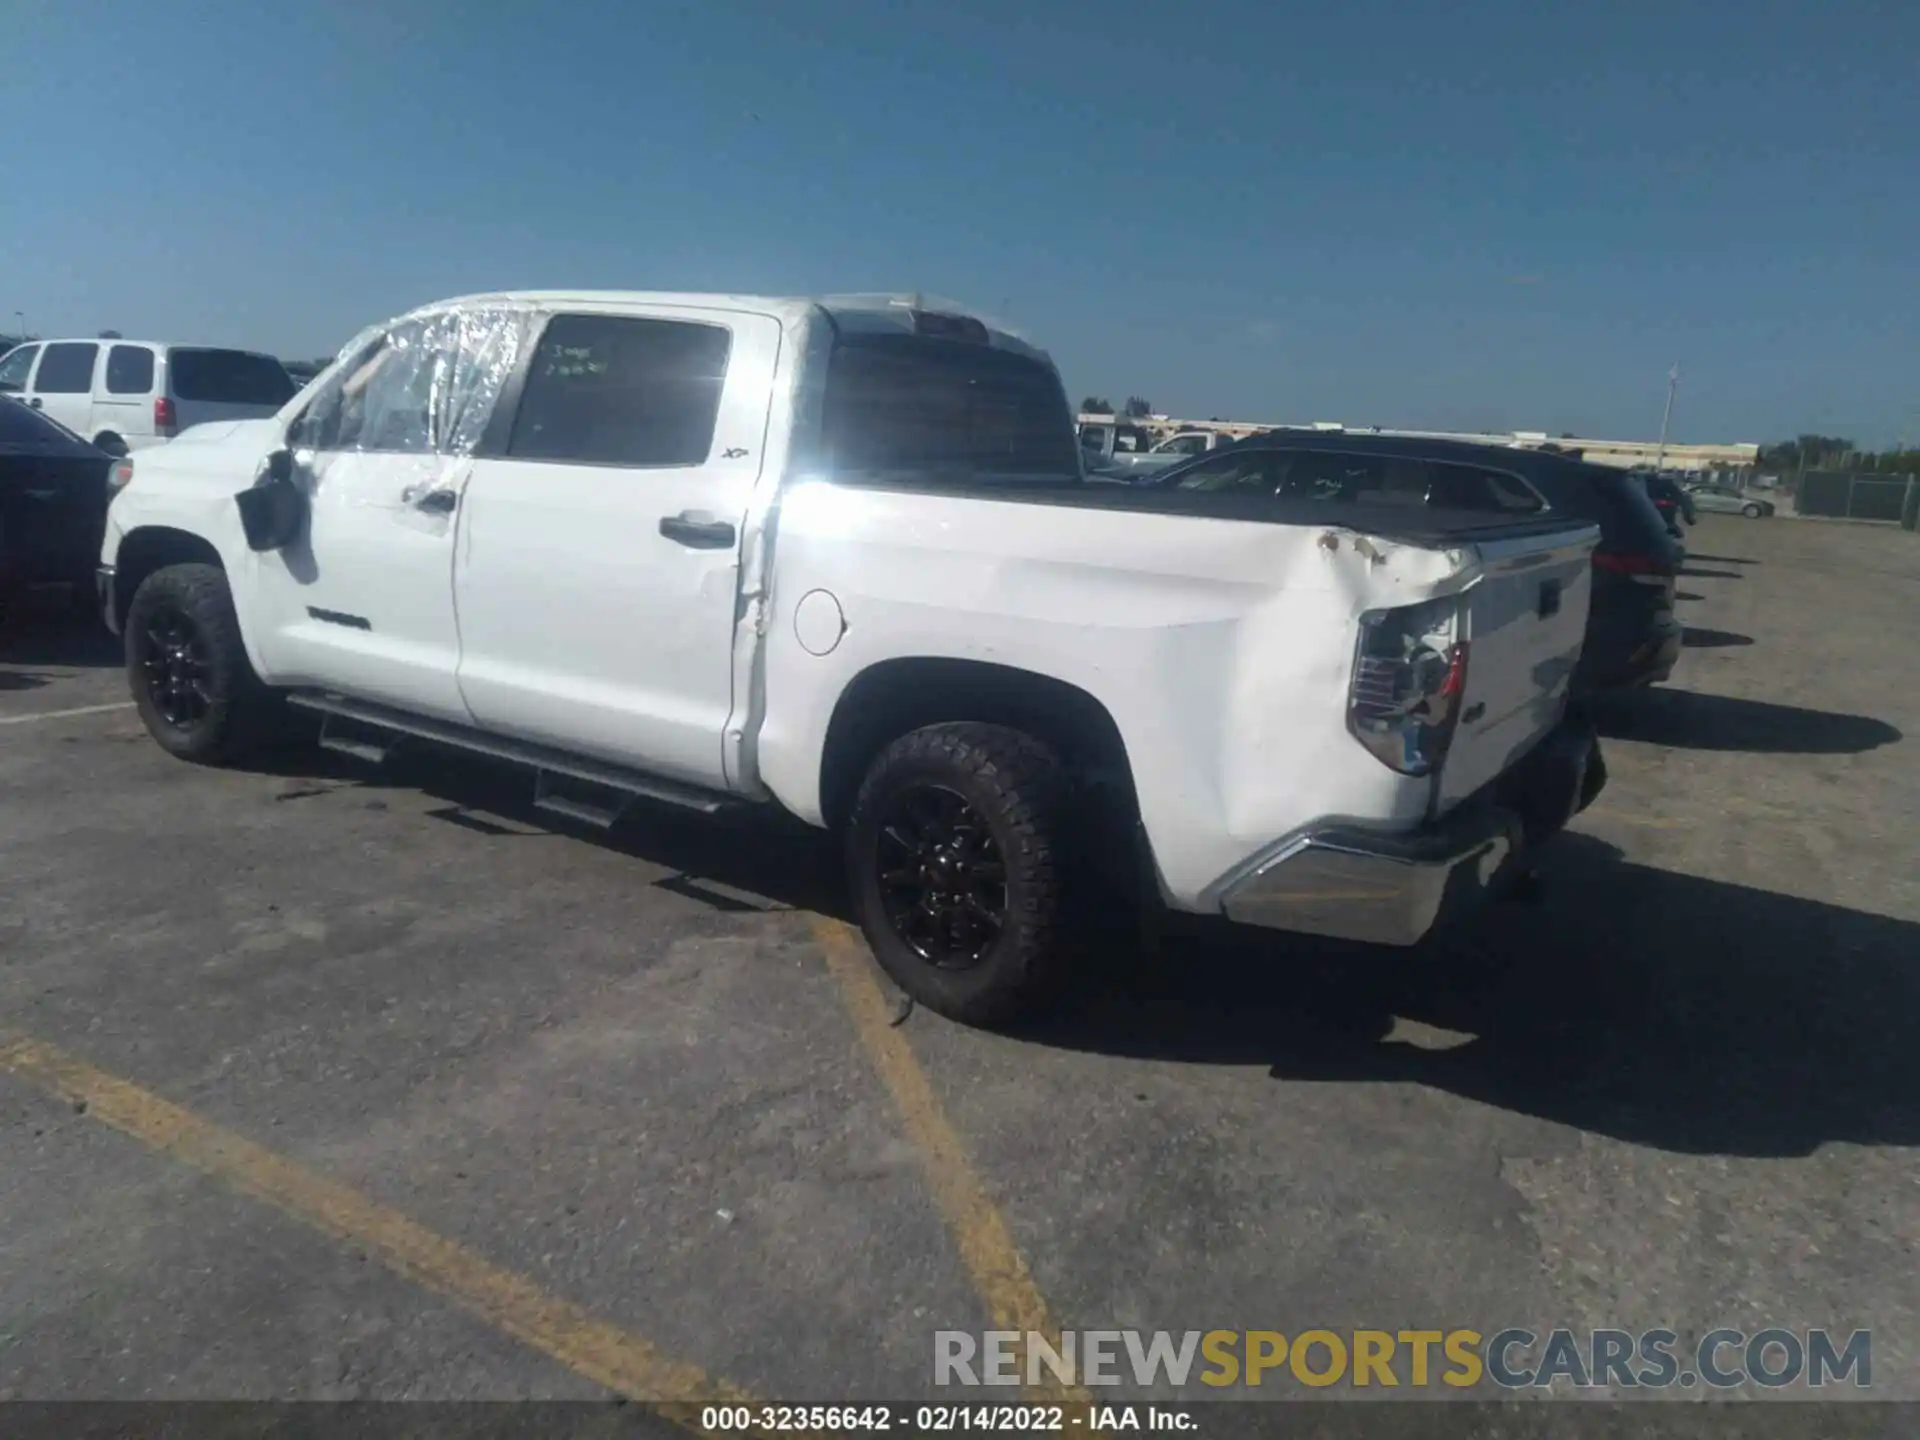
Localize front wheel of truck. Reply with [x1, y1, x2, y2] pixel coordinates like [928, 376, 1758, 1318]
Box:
[845, 722, 1069, 1026]
[126, 562, 275, 765]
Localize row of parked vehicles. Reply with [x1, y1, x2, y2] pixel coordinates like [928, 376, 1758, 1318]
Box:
[7, 295, 1664, 1027]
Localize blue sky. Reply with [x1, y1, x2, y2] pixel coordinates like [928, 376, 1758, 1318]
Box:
[3, 0, 1915, 446]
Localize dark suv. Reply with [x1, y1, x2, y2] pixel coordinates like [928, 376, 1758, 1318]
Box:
[1145, 432, 1683, 695]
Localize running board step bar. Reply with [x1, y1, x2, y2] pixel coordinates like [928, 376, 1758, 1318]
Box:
[316, 727, 392, 766]
[532, 772, 627, 831]
[287, 692, 735, 817]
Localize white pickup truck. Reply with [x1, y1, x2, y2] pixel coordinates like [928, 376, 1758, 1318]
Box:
[99, 291, 1606, 1024]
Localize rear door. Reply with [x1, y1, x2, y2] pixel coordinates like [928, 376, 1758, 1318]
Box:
[27, 342, 99, 437]
[454, 305, 782, 789]
[165, 348, 298, 432]
[94, 344, 158, 449]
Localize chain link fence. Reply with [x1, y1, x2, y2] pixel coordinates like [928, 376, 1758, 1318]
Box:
[1793, 471, 1919, 528]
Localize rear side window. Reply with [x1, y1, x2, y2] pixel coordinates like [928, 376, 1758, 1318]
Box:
[1198, 451, 1443, 506]
[1426, 463, 1543, 513]
[168, 349, 297, 405]
[34, 342, 99, 394]
[1534, 462, 1673, 552]
[820, 335, 1079, 482]
[0, 344, 37, 392]
[1163, 449, 1295, 494]
[106, 344, 156, 395]
[507, 314, 731, 467]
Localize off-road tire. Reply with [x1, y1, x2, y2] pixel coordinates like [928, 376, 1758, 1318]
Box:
[845, 722, 1070, 1026]
[125, 562, 275, 764]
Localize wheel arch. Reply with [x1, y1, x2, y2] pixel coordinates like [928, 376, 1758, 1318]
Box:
[815, 656, 1141, 837]
[112, 526, 225, 634]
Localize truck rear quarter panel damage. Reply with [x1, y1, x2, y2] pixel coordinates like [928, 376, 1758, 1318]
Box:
[753, 484, 1467, 907]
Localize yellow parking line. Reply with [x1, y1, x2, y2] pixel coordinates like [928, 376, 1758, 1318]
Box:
[0, 1033, 765, 1432]
[811, 917, 1090, 1408]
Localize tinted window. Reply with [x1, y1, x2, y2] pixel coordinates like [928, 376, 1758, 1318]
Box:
[0, 344, 37, 392]
[1534, 462, 1675, 554]
[1167, 448, 1433, 505]
[106, 344, 156, 395]
[507, 314, 730, 467]
[34, 342, 99, 394]
[1162, 433, 1211, 455]
[168, 349, 296, 405]
[1163, 449, 1295, 495]
[1426, 462, 1543, 513]
[820, 334, 1078, 481]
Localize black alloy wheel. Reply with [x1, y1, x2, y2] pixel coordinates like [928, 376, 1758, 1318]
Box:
[139, 604, 213, 729]
[874, 783, 1009, 969]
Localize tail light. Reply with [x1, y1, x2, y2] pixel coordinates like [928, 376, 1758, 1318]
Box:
[1347, 596, 1469, 776]
[1593, 550, 1665, 574]
[153, 396, 177, 437]
[1594, 550, 1675, 592]
[107, 458, 135, 495]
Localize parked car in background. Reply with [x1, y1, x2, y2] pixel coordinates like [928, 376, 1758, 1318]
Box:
[1685, 481, 1775, 518]
[100, 289, 1605, 1025]
[0, 339, 297, 458]
[1636, 470, 1696, 535]
[0, 395, 115, 620]
[1146, 432, 1684, 695]
[1078, 420, 1232, 478]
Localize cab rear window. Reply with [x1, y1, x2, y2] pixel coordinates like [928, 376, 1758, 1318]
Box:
[820, 335, 1079, 483]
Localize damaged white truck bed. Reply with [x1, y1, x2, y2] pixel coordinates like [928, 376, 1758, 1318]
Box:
[99, 290, 1606, 1024]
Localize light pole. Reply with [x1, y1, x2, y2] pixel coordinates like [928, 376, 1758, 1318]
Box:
[11, 310, 23, 342]
[1653, 363, 1680, 472]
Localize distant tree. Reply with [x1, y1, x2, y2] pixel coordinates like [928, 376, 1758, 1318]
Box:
[1559, 430, 1577, 438]
[1078, 396, 1114, 414]
[1759, 434, 1857, 473]
[1123, 395, 1152, 418]
[97, 329, 123, 339]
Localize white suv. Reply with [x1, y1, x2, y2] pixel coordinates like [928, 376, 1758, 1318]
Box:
[0, 339, 297, 457]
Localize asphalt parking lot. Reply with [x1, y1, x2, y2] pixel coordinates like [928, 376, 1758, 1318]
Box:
[2, 513, 1916, 1411]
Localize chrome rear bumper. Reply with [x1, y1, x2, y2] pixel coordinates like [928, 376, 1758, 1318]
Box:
[1218, 713, 1604, 947]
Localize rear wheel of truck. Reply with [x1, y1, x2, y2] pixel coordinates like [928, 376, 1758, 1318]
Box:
[846, 722, 1069, 1026]
[126, 562, 275, 765]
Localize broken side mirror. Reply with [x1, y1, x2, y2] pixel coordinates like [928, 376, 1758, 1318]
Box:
[235, 447, 306, 552]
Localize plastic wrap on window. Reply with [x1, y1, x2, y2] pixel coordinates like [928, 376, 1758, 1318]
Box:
[339, 306, 534, 458]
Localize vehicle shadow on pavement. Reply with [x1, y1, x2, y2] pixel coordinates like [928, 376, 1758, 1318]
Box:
[1589, 688, 1901, 754]
[1679, 626, 1754, 648]
[380, 745, 854, 921]
[1677, 566, 1745, 580]
[1022, 832, 1920, 1157]
[1684, 553, 1760, 566]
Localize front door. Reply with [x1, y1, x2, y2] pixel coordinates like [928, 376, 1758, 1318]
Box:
[246, 313, 525, 721]
[455, 305, 782, 790]
[27, 341, 100, 438]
